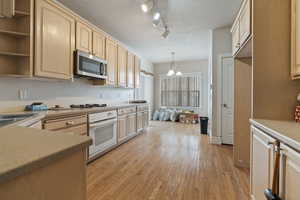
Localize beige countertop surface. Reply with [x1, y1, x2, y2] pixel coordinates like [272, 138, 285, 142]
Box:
[0, 103, 149, 184]
[2, 103, 148, 123]
[0, 126, 92, 184]
[250, 119, 300, 151]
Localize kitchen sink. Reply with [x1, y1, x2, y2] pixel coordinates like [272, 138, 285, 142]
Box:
[0, 113, 36, 127]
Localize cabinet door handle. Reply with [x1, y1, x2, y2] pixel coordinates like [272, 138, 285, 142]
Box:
[268, 142, 275, 146]
[66, 121, 75, 126]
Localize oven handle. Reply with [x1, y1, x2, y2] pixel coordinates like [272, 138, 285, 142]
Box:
[89, 118, 117, 128]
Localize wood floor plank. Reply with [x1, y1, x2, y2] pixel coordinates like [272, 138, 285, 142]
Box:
[87, 121, 250, 200]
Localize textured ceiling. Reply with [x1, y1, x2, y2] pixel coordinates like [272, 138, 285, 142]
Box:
[57, 0, 242, 63]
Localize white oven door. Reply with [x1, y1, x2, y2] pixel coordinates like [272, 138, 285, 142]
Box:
[89, 118, 117, 158]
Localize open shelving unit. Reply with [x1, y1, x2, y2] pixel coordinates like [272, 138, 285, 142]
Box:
[0, 0, 33, 77]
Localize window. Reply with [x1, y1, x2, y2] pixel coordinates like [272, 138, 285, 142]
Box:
[160, 74, 201, 108]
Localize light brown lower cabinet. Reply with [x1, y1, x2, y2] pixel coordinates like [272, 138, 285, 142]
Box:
[118, 112, 137, 144]
[118, 115, 127, 142]
[0, 149, 87, 200]
[280, 144, 300, 199]
[127, 113, 137, 136]
[251, 126, 275, 200]
[251, 125, 300, 200]
[137, 111, 144, 132]
[143, 111, 149, 128]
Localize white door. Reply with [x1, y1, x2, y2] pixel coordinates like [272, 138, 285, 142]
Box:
[221, 57, 234, 144]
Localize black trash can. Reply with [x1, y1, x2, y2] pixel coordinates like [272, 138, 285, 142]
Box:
[199, 117, 209, 134]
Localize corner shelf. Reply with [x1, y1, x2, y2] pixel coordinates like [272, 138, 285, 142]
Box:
[0, 51, 30, 57]
[0, 29, 29, 37]
[14, 10, 30, 17]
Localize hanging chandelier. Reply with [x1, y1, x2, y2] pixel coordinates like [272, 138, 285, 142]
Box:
[167, 52, 182, 76]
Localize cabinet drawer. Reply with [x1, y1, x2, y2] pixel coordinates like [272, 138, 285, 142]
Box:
[137, 106, 148, 112]
[44, 115, 87, 131]
[62, 124, 88, 136]
[118, 107, 136, 115]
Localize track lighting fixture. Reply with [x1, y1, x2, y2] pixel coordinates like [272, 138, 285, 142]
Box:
[141, 0, 170, 39]
[141, 0, 153, 13]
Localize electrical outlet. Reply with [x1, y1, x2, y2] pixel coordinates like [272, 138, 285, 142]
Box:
[98, 93, 103, 99]
[18, 89, 28, 100]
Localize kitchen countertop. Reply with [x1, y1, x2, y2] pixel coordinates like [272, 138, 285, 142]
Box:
[3, 103, 149, 124]
[250, 119, 300, 151]
[0, 126, 92, 184]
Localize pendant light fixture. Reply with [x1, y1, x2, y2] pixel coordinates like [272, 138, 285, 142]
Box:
[167, 52, 182, 76]
[176, 71, 183, 76]
[167, 52, 176, 76]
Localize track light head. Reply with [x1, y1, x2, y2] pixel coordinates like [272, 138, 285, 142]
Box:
[153, 12, 160, 20]
[141, 0, 153, 13]
[152, 18, 161, 27]
[162, 26, 170, 39]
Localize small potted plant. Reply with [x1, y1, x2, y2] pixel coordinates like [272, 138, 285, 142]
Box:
[295, 94, 300, 122]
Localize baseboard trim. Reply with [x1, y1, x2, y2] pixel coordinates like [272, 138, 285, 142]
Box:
[209, 136, 222, 144]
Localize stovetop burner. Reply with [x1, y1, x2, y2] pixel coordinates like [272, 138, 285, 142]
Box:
[70, 104, 107, 109]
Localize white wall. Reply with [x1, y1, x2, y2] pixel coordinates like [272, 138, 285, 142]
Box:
[209, 26, 232, 141]
[153, 60, 209, 117]
[0, 78, 137, 112]
[0, 53, 154, 113]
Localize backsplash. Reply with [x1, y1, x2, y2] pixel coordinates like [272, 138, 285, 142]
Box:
[0, 78, 135, 112]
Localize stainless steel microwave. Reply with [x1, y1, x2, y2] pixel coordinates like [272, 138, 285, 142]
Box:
[75, 50, 107, 79]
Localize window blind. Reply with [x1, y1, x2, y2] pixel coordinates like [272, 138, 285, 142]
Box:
[160, 75, 201, 107]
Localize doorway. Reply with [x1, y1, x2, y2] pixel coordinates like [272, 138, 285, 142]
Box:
[220, 56, 234, 145]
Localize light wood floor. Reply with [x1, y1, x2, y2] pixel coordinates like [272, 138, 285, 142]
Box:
[87, 121, 250, 200]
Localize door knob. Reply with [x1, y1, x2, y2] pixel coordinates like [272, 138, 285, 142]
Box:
[223, 104, 228, 108]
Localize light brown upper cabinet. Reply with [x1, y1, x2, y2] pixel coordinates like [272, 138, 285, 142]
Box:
[127, 51, 135, 88]
[0, 0, 33, 77]
[117, 45, 127, 87]
[231, 0, 251, 56]
[291, 0, 300, 79]
[239, 0, 251, 45]
[35, 0, 75, 80]
[92, 31, 106, 60]
[134, 55, 141, 88]
[0, 0, 14, 17]
[231, 21, 240, 55]
[106, 38, 118, 86]
[76, 21, 92, 53]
